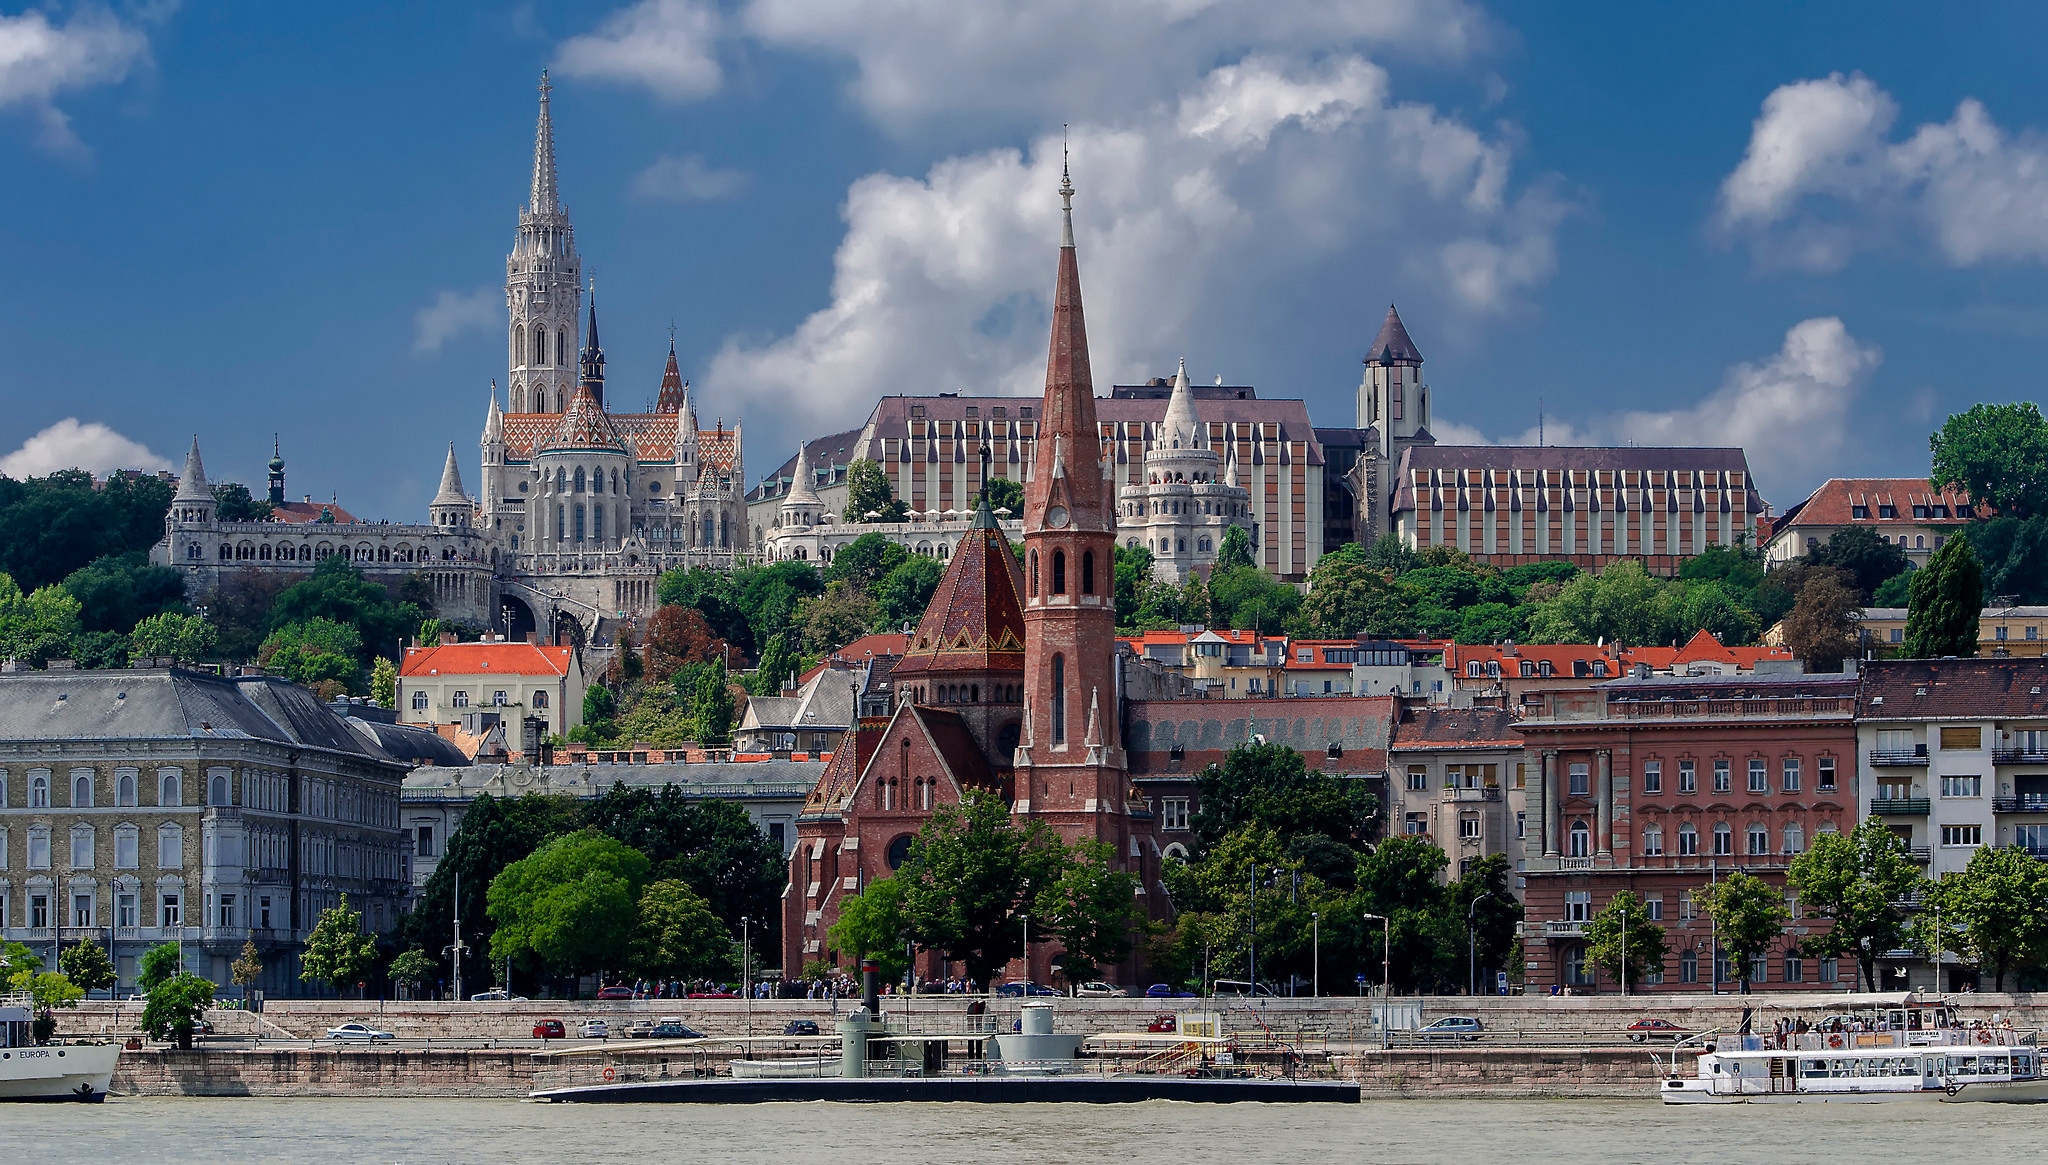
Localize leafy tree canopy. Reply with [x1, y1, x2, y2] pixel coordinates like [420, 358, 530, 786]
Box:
[487, 831, 652, 983]
[0, 469, 173, 592]
[827, 877, 911, 983]
[845, 459, 910, 523]
[898, 796, 1069, 988]
[300, 894, 380, 996]
[1191, 741, 1379, 856]
[63, 552, 186, 635]
[1929, 401, 2048, 519]
[1905, 535, 1984, 659]
[874, 554, 944, 631]
[211, 481, 274, 522]
[822, 533, 909, 589]
[1808, 526, 1912, 603]
[633, 879, 737, 982]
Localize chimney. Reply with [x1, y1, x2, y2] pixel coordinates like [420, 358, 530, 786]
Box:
[439, 632, 458, 646]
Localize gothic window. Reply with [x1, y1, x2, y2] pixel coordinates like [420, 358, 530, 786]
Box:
[1052, 550, 1067, 594]
[1029, 551, 1039, 597]
[258, 543, 271, 560]
[574, 467, 585, 493]
[574, 504, 586, 542]
[1052, 654, 1067, 744]
[534, 386, 547, 412]
[514, 325, 525, 366]
[558, 328, 567, 365]
[720, 515, 729, 548]
[611, 468, 620, 494]
[1081, 550, 1095, 595]
[533, 327, 545, 366]
[593, 506, 603, 542]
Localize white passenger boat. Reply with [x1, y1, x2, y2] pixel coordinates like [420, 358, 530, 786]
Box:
[0, 994, 121, 1102]
[1658, 994, 2046, 1104]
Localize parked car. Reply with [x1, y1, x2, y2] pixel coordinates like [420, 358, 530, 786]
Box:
[650, 1020, 706, 1040]
[1625, 1018, 1693, 1043]
[532, 1019, 566, 1040]
[1212, 979, 1276, 998]
[1076, 981, 1127, 998]
[625, 1019, 657, 1039]
[1146, 1014, 1178, 1034]
[580, 1020, 610, 1040]
[783, 1020, 820, 1036]
[1415, 1017, 1484, 1042]
[470, 990, 527, 1002]
[1145, 983, 1198, 999]
[595, 986, 636, 1000]
[325, 1023, 395, 1042]
[996, 982, 1059, 997]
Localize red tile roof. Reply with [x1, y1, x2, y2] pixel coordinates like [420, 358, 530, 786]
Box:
[271, 500, 359, 524]
[893, 516, 1026, 678]
[1777, 478, 1979, 530]
[400, 642, 574, 678]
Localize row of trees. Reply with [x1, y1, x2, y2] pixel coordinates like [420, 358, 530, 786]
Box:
[1582, 822, 2048, 993]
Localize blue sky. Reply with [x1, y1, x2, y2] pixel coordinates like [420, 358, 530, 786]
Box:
[4, 1, 2048, 519]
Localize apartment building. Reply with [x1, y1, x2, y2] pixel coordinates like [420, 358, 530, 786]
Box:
[1767, 478, 1981, 568]
[1387, 704, 1530, 881]
[396, 640, 585, 741]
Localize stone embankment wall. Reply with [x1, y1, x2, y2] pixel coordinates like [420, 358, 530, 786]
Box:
[114, 1048, 534, 1098]
[1340, 1049, 1659, 1097]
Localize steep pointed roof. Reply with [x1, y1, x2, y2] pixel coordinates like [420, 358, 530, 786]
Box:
[173, 436, 211, 503]
[784, 443, 821, 508]
[538, 385, 627, 454]
[1024, 166, 1110, 534]
[655, 338, 688, 414]
[530, 70, 560, 216]
[1365, 304, 1422, 365]
[483, 382, 504, 443]
[431, 443, 470, 507]
[1672, 629, 1738, 666]
[1158, 357, 1203, 449]
[894, 493, 1026, 678]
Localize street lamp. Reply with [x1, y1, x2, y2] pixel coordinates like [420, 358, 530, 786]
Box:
[1312, 912, 1320, 998]
[1361, 912, 1390, 1050]
[1467, 891, 1495, 997]
[741, 916, 752, 1036]
[1247, 867, 1258, 992]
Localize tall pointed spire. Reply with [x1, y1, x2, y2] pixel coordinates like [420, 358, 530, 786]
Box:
[484, 380, 505, 442]
[1366, 303, 1422, 365]
[656, 335, 687, 414]
[531, 69, 560, 216]
[173, 436, 211, 503]
[1059, 134, 1076, 249]
[1025, 157, 1108, 534]
[1160, 356, 1202, 450]
[785, 442, 821, 508]
[432, 443, 469, 507]
[578, 283, 606, 407]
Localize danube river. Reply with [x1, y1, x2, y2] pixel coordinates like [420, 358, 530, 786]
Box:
[16, 1097, 2047, 1163]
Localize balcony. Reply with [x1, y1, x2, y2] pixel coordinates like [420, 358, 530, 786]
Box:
[1610, 696, 1852, 721]
[1543, 920, 1588, 938]
[1870, 798, 1931, 815]
[1441, 786, 1503, 802]
[1992, 795, 2048, 813]
[1908, 846, 1932, 862]
[1559, 857, 1594, 871]
[1868, 748, 1930, 766]
[1993, 748, 2048, 765]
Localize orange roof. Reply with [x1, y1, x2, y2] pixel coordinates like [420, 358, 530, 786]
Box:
[271, 500, 359, 524]
[1626, 631, 1792, 670]
[798, 633, 908, 684]
[400, 642, 574, 678]
[1779, 477, 1980, 529]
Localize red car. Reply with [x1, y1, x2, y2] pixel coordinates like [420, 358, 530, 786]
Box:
[533, 1019, 566, 1040]
[1146, 1014, 1178, 1034]
[595, 986, 636, 1000]
[1625, 1018, 1693, 1042]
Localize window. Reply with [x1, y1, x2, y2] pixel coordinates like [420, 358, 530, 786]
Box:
[72, 770, 94, 808]
[1050, 654, 1066, 743]
[415, 825, 436, 858]
[1081, 550, 1095, 595]
[1820, 958, 1839, 983]
[1407, 766, 1428, 791]
[1941, 823, 1983, 847]
[1564, 891, 1592, 922]
[411, 690, 428, 711]
[71, 824, 95, 868]
[1459, 815, 1482, 839]
[158, 824, 183, 868]
[1051, 550, 1067, 594]
[1679, 761, 1696, 794]
[1028, 551, 1039, 597]
[73, 893, 94, 928]
[1818, 757, 1836, 791]
[1782, 758, 1801, 793]
[1879, 504, 1897, 518]
[116, 827, 138, 869]
[218, 894, 237, 929]
[1679, 949, 1699, 983]
[1940, 726, 1983, 750]
[260, 896, 272, 929]
[493, 691, 507, 706]
[1747, 824, 1769, 855]
[452, 690, 470, 709]
[117, 769, 137, 807]
[1712, 823, 1733, 856]
[29, 894, 49, 929]
[209, 771, 229, 806]
[1568, 821, 1590, 858]
[1678, 824, 1698, 856]
[1569, 763, 1589, 796]
[1748, 759, 1768, 794]
[1641, 824, 1664, 855]
[1748, 955, 1768, 985]
[1515, 811, 1526, 840]
[1941, 775, 1982, 798]
[1783, 824, 1806, 855]
[1645, 895, 1664, 921]
[118, 893, 137, 929]
[1642, 761, 1662, 795]
[160, 894, 181, 928]
[1163, 798, 1190, 831]
[1852, 505, 1869, 518]
[1714, 759, 1731, 793]
[29, 828, 51, 869]
[533, 690, 549, 709]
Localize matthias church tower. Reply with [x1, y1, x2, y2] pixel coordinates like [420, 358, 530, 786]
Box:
[506, 71, 581, 416]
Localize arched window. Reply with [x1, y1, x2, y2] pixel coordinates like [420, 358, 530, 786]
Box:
[73, 771, 93, 808]
[210, 773, 229, 807]
[1677, 823, 1698, 856]
[970, 684, 979, 703]
[593, 506, 603, 543]
[574, 504, 586, 542]
[513, 324, 525, 366]
[1679, 949, 1698, 983]
[1051, 654, 1067, 743]
[117, 771, 136, 807]
[159, 770, 180, 807]
[555, 504, 565, 540]
[534, 386, 548, 412]
[1081, 550, 1095, 594]
[574, 467, 586, 493]
[1028, 551, 1039, 597]
[1782, 824, 1806, 855]
[1568, 820, 1590, 858]
[1520, 661, 1536, 677]
[1641, 824, 1664, 856]
[1052, 549, 1067, 594]
[1712, 823, 1733, 856]
[533, 327, 545, 366]
[558, 328, 567, 365]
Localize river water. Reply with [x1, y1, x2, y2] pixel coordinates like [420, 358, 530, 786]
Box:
[13, 1097, 2046, 1163]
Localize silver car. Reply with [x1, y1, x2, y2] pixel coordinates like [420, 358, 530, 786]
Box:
[326, 1022, 395, 1042]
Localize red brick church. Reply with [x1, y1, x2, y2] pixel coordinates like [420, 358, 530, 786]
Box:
[782, 168, 1163, 986]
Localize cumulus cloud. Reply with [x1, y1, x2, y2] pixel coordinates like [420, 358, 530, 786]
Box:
[555, 0, 722, 101]
[0, 418, 171, 478]
[0, 4, 156, 153]
[1436, 317, 1880, 499]
[413, 288, 500, 354]
[1717, 72, 2048, 270]
[630, 153, 750, 201]
[699, 52, 1567, 441]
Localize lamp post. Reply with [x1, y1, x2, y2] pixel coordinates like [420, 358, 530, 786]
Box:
[1362, 912, 1390, 1050]
[741, 916, 752, 1036]
[1621, 897, 1630, 1000]
[1312, 912, 1320, 998]
[1467, 891, 1495, 997]
[1247, 867, 1257, 993]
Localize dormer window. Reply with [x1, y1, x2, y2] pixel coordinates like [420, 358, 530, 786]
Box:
[1852, 505, 1869, 519]
[1879, 505, 1897, 518]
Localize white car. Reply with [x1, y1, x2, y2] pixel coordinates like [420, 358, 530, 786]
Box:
[326, 1023, 395, 1042]
[580, 1020, 610, 1040]
[469, 990, 528, 1002]
[1075, 981, 1128, 998]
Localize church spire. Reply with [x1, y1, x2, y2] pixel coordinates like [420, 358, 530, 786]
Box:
[656, 334, 687, 414]
[578, 284, 606, 408]
[1025, 158, 1107, 534]
[531, 69, 560, 216]
[173, 436, 211, 503]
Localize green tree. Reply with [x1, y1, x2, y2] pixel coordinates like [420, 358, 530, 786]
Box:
[138, 942, 182, 992]
[582, 682, 617, 741]
[874, 555, 944, 631]
[898, 795, 1068, 988]
[1916, 844, 2048, 991]
[487, 832, 651, 985]
[1033, 838, 1143, 986]
[827, 877, 910, 983]
[1905, 535, 1984, 658]
[747, 632, 801, 697]
[1696, 872, 1787, 993]
[1293, 552, 1417, 639]
[195, 570, 291, 663]
[0, 941, 42, 993]
[72, 630, 131, 669]
[388, 949, 436, 999]
[62, 552, 186, 634]
[1583, 890, 1668, 990]
[1929, 401, 2048, 518]
[1524, 559, 1679, 647]
[1362, 533, 1417, 576]
[1808, 526, 1912, 603]
[130, 611, 218, 663]
[1678, 581, 1762, 646]
[1113, 544, 1157, 630]
[211, 481, 274, 522]
[230, 940, 263, 996]
[1787, 821, 1924, 990]
[59, 939, 117, 996]
[266, 554, 423, 668]
[394, 792, 584, 982]
[0, 574, 82, 666]
[300, 895, 380, 996]
[1677, 543, 1762, 594]
[799, 579, 877, 655]
[692, 666, 735, 746]
[1215, 526, 1256, 572]
[30, 970, 84, 1012]
[259, 617, 364, 690]
[981, 476, 1024, 515]
[845, 459, 909, 522]
[1966, 516, 2048, 605]
[822, 532, 909, 589]
[1190, 741, 1378, 856]
[371, 656, 397, 709]
[632, 879, 736, 982]
[582, 785, 780, 933]
[1208, 565, 1299, 633]
[1781, 569, 1862, 673]
[0, 469, 174, 593]
[1348, 835, 1464, 993]
[1872, 568, 1915, 609]
[1455, 602, 1529, 646]
[142, 972, 215, 1049]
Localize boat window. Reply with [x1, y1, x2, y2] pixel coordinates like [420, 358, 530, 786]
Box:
[1984, 1056, 2009, 1076]
[1800, 1059, 1827, 1077]
[1953, 1056, 1977, 1076]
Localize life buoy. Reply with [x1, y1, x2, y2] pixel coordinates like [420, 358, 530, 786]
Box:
[1827, 1034, 1844, 1049]
[602, 1066, 616, 1081]
[1975, 1029, 1993, 1046]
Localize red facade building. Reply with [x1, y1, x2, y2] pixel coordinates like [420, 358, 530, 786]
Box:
[1515, 673, 1857, 993]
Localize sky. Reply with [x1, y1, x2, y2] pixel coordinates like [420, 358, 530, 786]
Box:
[4, 1, 2048, 519]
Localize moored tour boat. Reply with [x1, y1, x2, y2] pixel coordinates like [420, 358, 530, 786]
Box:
[0, 993, 121, 1102]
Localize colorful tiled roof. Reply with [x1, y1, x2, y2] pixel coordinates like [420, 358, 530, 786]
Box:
[536, 387, 628, 455]
[400, 642, 574, 678]
[894, 503, 1026, 677]
[271, 500, 359, 524]
[501, 410, 724, 467]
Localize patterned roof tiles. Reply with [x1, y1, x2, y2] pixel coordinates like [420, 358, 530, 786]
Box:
[893, 515, 1026, 677]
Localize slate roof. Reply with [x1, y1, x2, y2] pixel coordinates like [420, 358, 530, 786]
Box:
[893, 506, 1027, 678]
[1390, 706, 1523, 750]
[1856, 658, 2048, 719]
[1365, 304, 1423, 364]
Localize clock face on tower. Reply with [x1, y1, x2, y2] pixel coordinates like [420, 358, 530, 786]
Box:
[1045, 505, 1069, 529]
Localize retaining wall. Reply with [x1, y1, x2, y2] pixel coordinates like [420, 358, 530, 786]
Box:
[113, 1047, 535, 1098]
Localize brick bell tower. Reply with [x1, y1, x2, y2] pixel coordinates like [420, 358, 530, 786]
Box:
[1013, 161, 1130, 849]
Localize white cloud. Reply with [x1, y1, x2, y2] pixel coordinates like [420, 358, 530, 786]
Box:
[700, 52, 1567, 442]
[555, 0, 722, 101]
[413, 288, 500, 354]
[1717, 73, 2048, 270]
[630, 153, 750, 201]
[0, 418, 171, 478]
[0, 5, 155, 153]
[1436, 317, 1880, 499]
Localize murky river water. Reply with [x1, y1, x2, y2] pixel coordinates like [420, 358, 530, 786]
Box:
[12, 1096, 2046, 1163]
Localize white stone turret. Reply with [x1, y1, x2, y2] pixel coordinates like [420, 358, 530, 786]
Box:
[780, 443, 821, 528]
[431, 443, 473, 530]
[172, 436, 215, 523]
[506, 70, 582, 415]
[481, 383, 507, 527]
[1116, 361, 1250, 583]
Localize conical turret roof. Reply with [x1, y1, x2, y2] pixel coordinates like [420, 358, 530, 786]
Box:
[1366, 303, 1422, 364]
[1024, 164, 1109, 534]
[1158, 357, 1203, 450]
[783, 443, 821, 507]
[431, 443, 470, 507]
[173, 437, 211, 503]
[483, 383, 504, 443]
[895, 491, 1026, 678]
[656, 339, 688, 414]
